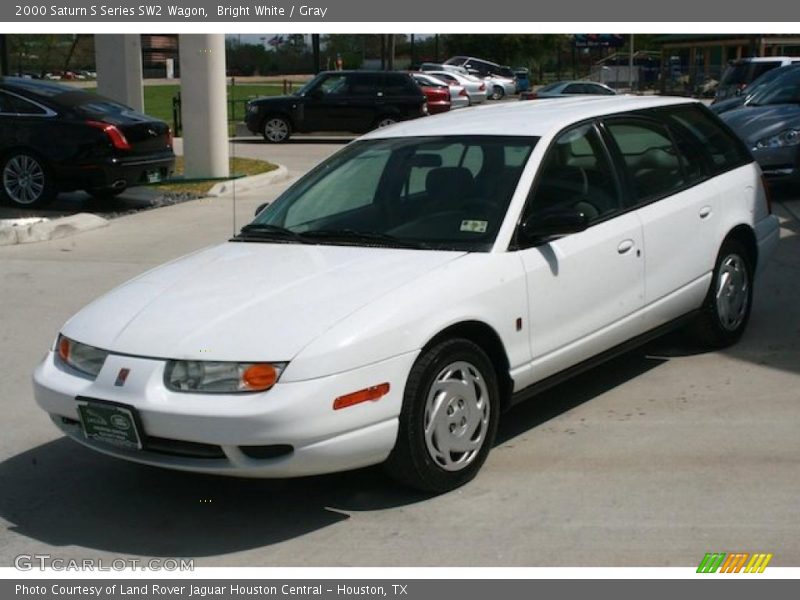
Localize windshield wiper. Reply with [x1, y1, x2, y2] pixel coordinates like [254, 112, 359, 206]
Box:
[232, 223, 310, 244]
[301, 229, 431, 249]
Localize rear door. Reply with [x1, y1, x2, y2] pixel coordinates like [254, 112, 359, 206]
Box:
[601, 113, 721, 329]
[517, 121, 645, 383]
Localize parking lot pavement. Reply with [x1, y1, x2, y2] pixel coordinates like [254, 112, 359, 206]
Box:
[1, 147, 799, 566]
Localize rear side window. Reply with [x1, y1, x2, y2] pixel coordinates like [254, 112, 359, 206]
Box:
[0, 92, 47, 115]
[604, 119, 685, 205]
[347, 74, 377, 96]
[661, 105, 750, 174]
[383, 74, 418, 96]
[588, 84, 615, 96]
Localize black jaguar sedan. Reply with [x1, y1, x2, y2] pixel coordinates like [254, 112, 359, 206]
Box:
[0, 78, 174, 208]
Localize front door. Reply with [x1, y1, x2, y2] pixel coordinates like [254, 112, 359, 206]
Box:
[517, 121, 646, 384]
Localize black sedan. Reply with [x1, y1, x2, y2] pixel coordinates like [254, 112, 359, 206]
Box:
[0, 78, 174, 208]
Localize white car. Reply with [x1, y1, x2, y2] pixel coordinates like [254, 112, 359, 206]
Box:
[34, 96, 779, 493]
[484, 75, 517, 100]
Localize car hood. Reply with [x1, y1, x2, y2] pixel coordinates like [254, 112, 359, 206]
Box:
[720, 103, 800, 144]
[252, 94, 296, 106]
[62, 242, 465, 361]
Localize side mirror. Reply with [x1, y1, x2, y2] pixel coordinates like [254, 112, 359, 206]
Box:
[255, 202, 268, 216]
[309, 88, 324, 100]
[519, 209, 589, 245]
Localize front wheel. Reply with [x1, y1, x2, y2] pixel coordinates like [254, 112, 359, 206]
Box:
[1, 152, 56, 208]
[490, 85, 505, 100]
[263, 116, 291, 143]
[693, 238, 754, 348]
[385, 338, 499, 493]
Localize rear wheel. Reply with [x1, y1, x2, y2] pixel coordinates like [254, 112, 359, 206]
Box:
[693, 238, 754, 348]
[263, 116, 291, 143]
[385, 338, 499, 493]
[490, 85, 505, 100]
[1, 152, 56, 208]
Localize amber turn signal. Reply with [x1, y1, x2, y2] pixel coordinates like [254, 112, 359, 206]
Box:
[57, 335, 71, 362]
[333, 383, 390, 410]
[242, 363, 278, 391]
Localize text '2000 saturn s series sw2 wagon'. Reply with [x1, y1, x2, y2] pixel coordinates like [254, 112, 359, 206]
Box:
[34, 96, 780, 493]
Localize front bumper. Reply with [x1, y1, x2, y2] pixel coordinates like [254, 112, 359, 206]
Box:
[752, 146, 800, 182]
[33, 349, 418, 477]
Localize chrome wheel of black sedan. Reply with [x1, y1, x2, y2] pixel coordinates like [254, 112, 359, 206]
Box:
[2, 152, 55, 208]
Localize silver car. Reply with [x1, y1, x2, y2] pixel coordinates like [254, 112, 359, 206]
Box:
[411, 73, 470, 110]
[721, 67, 800, 183]
[521, 80, 617, 100]
[483, 75, 517, 100]
[426, 71, 487, 105]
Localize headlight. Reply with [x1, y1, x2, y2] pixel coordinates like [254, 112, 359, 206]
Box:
[753, 129, 800, 150]
[246, 103, 259, 114]
[164, 360, 287, 393]
[56, 334, 108, 378]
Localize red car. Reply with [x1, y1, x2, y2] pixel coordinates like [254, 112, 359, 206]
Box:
[418, 83, 451, 114]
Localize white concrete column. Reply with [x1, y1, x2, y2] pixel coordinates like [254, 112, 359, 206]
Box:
[179, 34, 230, 179]
[94, 35, 144, 112]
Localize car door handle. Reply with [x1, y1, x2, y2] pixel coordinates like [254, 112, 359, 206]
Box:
[699, 205, 712, 219]
[617, 239, 635, 254]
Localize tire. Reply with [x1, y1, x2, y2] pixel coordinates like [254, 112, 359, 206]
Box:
[374, 116, 398, 129]
[262, 116, 291, 143]
[385, 338, 500, 493]
[693, 237, 754, 348]
[490, 85, 505, 100]
[1, 151, 57, 208]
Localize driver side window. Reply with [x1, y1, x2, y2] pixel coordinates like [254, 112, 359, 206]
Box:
[525, 123, 622, 224]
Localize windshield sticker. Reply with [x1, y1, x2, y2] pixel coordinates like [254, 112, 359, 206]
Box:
[460, 220, 488, 233]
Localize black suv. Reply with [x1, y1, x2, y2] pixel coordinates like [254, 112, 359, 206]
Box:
[245, 71, 427, 143]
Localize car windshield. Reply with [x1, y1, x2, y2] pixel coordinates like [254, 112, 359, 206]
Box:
[242, 136, 538, 252]
[748, 69, 800, 106]
[720, 61, 782, 86]
[745, 65, 797, 97]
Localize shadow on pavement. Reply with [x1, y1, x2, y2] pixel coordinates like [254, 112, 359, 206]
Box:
[0, 438, 430, 558]
[0, 188, 175, 221]
[497, 349, 669, 444]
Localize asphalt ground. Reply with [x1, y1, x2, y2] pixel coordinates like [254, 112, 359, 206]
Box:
[1, 135, 799, 568]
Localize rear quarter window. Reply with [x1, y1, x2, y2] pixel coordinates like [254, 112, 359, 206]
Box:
[659, 105, 751, 174]
[383, 74, 419, 96]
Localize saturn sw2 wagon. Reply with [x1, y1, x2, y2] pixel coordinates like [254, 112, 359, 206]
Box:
[34, 96, 780, 493]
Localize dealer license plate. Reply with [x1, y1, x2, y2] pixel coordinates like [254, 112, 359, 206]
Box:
[77, 400, 143, 450]
[146, 170, 161, 183]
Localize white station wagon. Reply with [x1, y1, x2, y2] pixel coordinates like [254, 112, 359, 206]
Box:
[34, 96, 780, 492]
